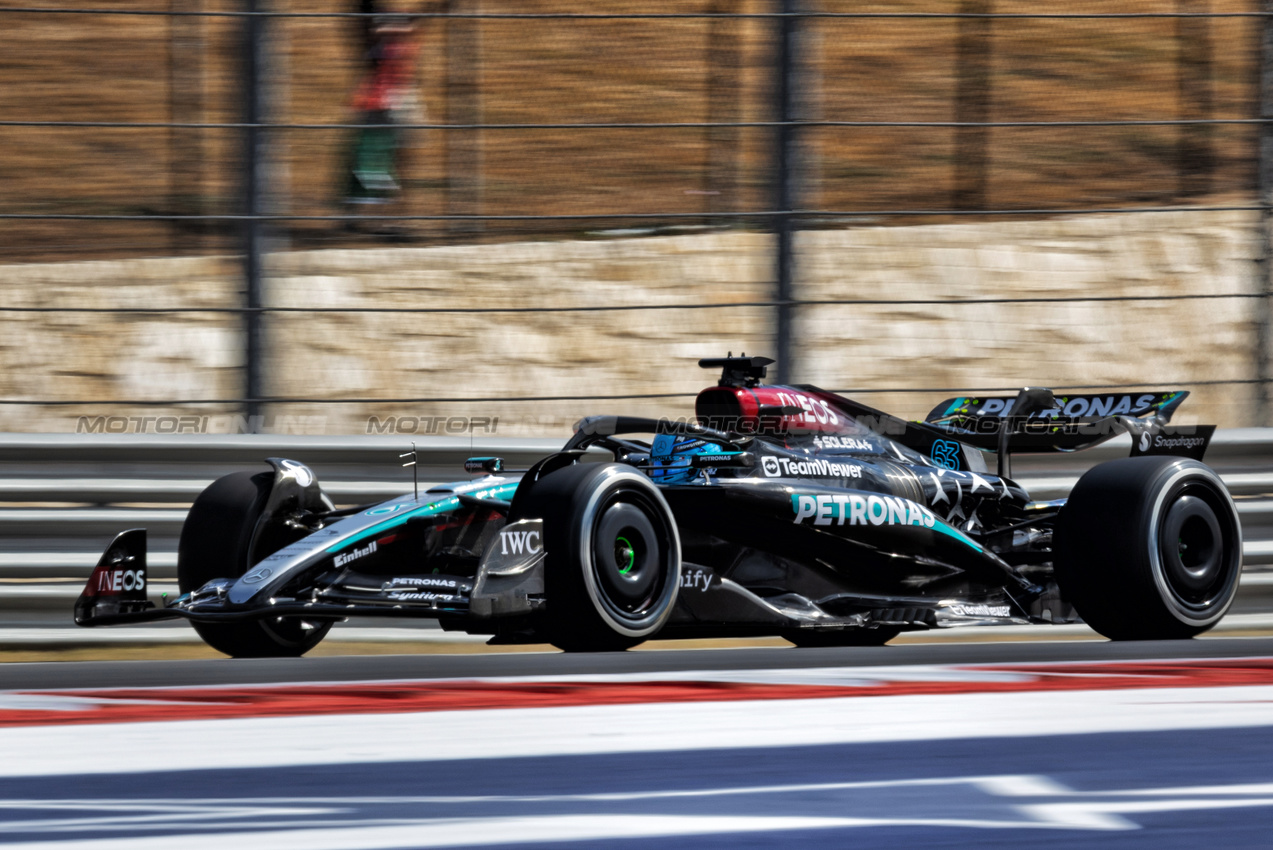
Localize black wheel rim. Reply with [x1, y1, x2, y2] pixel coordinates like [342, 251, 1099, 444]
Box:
[589, 485, 673, 624]
[1157, 482, 1238, 613]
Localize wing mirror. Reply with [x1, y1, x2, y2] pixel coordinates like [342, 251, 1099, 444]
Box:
[465, 457, 504, 474]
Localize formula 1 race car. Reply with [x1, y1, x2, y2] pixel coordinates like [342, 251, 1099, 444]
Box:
[75, 356, 1242, 655]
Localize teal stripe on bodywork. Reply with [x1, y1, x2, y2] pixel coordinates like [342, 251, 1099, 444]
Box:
[327, 482, 519, 553]
[943, 397, 968, 416]
[930, 517, 984, 552]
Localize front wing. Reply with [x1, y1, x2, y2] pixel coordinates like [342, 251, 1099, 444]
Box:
[74, 521, 549, 628]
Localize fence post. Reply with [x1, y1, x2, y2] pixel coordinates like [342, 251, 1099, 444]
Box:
[705, 0, 740, 224]
[774, 0, 800, 383]
[169, 0, 206, 251]
[445, 0, 483, 239]
[1177, 0, 1213, 198]
[243, 0, 268, 429]
[1258, 0, 1273, 424]
[953, 0, 992, 210]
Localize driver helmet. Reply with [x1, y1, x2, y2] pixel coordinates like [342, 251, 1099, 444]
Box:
[648, 434, 722, 485]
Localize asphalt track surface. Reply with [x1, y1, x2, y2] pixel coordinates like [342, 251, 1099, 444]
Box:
[1, 635, 1272, 690]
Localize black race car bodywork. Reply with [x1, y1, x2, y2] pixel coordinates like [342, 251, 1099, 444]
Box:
[75, 356, 1242, 654]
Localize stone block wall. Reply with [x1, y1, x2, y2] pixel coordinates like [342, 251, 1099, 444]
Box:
[0, 210, 1259, 436]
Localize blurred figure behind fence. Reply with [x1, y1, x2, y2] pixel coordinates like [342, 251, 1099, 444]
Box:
[342, 5, 426, 218]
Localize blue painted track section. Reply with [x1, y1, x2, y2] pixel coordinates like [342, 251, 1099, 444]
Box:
[3, 726, 1273, 848]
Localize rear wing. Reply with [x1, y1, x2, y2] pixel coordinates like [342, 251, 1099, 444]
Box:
[923, 388, 1213, 476]
[927, 390, 1187, 429]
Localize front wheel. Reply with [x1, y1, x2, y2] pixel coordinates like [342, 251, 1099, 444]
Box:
[178, 471, 332, 657]
[1054, 456, 1242, 640]
[527, 463, 682, 652]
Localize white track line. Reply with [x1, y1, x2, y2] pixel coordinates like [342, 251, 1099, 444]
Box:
[3, 685, 1273, 778]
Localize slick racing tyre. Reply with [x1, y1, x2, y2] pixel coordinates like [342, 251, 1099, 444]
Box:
[178, 471, 332, 658]
[782, 626, 901, 648]
[1054, 456, 1241, 641]
[529, 462, 681, 652]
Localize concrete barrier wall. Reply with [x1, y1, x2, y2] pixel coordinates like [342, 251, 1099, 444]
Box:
[795, 211, 1261, 427]
[0, 210, 1260, 435]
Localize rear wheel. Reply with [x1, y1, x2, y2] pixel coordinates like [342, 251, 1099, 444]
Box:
[1054, 456, 1241, 640]
[178, 471, 332, 657]
[527, 463, 681, 652]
